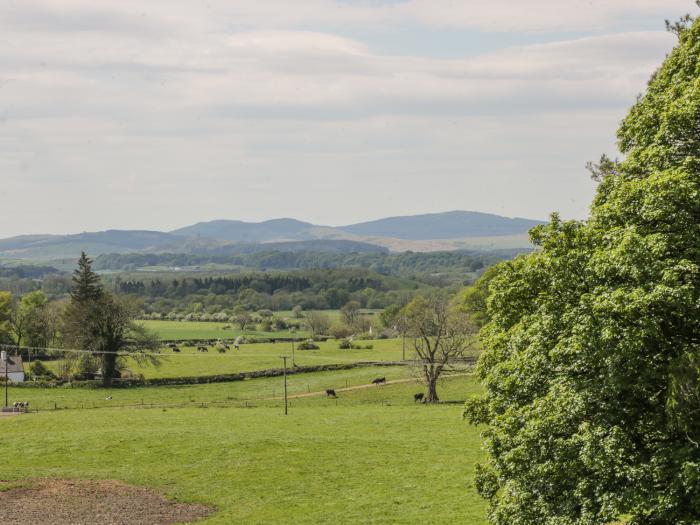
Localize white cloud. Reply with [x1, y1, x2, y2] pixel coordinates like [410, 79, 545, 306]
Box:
[0, 1, 689, 237]
[2, 0, 694, 35]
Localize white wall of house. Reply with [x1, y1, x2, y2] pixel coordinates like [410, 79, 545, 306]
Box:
[7, 371, 24, 383]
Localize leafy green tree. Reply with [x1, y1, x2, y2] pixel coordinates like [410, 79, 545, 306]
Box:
[63, 254, 159, 386]
[10, 290, 49, 348]
[232, 306, 252, 330]
[292, 305, 304, 318]
[465, 18, 700, 525]
[0, 291, 13, 345]
[379, 304, 402, 329]
[460, 265, 502, 328]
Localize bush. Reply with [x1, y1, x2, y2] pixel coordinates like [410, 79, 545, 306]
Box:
[297, 340, 320, 350]
[29, 360, 56, 380]
[338, 339, 373, 350]
[329, 322, 353, 339]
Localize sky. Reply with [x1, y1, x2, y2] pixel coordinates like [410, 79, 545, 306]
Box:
[0, 0, 695, 238]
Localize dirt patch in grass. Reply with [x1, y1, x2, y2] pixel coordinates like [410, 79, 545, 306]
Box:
[0, 478, 214, 525]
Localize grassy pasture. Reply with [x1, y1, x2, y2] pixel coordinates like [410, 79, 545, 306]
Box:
[139, 311, 382, 341]
[1, 376, 487, 524]
[7, 366, 476, 411]
[138, 319, 300, 340]
[37, 338, 422, 380]
[129, 338, 411, 379]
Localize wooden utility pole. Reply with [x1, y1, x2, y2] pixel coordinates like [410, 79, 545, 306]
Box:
[2, 350, 8, 408]
[282, 356, 288, 415]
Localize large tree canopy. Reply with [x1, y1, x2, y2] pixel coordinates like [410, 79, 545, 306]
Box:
[465, 18, 700, 525]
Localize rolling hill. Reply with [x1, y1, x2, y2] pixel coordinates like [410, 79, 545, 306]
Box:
[0, 211, 544, 260]
[339, 211, 543, 240]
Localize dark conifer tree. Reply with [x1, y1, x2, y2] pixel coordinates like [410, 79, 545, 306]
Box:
[70, 252, 102, 304]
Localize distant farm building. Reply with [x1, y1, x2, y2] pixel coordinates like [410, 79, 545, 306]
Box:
[1, 355, 25, 383]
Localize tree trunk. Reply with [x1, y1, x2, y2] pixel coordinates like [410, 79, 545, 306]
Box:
[102, 352, 116, 388]
[426, 376, 439, 403]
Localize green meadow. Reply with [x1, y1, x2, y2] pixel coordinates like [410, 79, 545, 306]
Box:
[138, 319, 300, 341]
[2, 376, 488, 524]
[7, 366, 475, 411]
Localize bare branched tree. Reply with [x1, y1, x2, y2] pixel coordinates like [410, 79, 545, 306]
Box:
[305, 311, 331, 336]
[403, 294, 476, 403]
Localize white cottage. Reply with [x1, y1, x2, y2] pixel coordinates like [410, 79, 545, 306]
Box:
[0, 354, 25, 383]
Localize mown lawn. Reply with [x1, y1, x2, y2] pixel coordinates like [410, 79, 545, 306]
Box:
[1, 377, 487, 524]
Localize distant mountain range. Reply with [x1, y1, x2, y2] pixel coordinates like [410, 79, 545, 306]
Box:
[0, 211, 545, 260]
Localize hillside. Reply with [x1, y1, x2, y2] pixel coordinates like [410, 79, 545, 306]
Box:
[171, 218, 316, 242]
[0, 210, 542, 260]
[339, 211, 543, 240]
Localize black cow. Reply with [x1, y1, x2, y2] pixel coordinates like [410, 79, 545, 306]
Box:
[325, 389, 337, 398]
[414, 393, 424, 403]
[372, 377, 386, 385]
[172, 346, 181, 353]
[197, 346, 208, 353]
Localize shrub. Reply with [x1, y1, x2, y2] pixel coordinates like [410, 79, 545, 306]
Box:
[339, 339, 352, 349]
[29, 360, 56, 380]
[329, 322, 353, 339]
[297, 340, 320, 350]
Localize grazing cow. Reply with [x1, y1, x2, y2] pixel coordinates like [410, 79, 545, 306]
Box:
[372, 377, 386, 385]
[325, 389, 337, 398]
[414, 393, 424, 403]
[197, 346, 208, 353]
[105, 396, 112, 401]
[172, 346, 181, 353]
[13, 401, 29, 412]
[217, 347, 226, 354]
[233, 343, 240, 351]
[223, 344, 230, 350]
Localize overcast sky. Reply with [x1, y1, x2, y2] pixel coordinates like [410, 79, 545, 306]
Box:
[0, 0, 694, 238]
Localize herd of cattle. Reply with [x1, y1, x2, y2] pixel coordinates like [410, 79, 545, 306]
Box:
[164, 342, 239, 353]
[160, 345, 429, 403]
[324, 377, 426, 403]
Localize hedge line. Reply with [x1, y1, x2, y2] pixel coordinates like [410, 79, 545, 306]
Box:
[10, 361, 408, 389]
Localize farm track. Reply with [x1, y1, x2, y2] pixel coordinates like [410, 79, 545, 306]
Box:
[279, 373, 472, 400]
[6, 367, 474, 414]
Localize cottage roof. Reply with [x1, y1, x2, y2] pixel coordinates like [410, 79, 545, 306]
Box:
[0, 355, 24, 374]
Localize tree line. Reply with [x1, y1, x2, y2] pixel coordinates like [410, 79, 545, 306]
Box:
[110, 268, 433, 314]
[93, 249, 512, 282]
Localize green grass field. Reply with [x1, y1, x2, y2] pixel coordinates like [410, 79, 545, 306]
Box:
[1, 376, 487, 524]
[139, 319, 303, 340]
[128, 338, 415, 379]
[8, 366, 474, 411]
[139, 312, 381, 341]
[38, 337, 435, 380]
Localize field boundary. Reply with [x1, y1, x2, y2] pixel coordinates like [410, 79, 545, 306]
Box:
[13, 360, 475, 389]
[13, 371, 474, 413]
